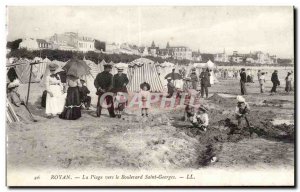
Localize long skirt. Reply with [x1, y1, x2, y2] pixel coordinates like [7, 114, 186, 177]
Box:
[285, 81, 292, 92]
[46, 85, 66, 116]
[59, 87, 81, 120]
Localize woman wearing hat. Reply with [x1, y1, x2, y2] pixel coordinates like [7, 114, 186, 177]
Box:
[285, 72, 292, 93]
[45, 63, 66, 118]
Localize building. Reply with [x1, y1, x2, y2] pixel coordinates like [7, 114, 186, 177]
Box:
[36, 39, 52, 49]
[159, 42, 192, 60]
[192, 50, 202, 62]
[229, 51, 245, 63]
[214, 49, 229, 62]
[19, 38, 52, 50]
[77, 36, 95, 52]
[105, 43, 120, 54]
[49, 32, 95, 52]
[148, 41, 159, 57]
[228, 51, 277, 64]
[19, 38, 39, 50]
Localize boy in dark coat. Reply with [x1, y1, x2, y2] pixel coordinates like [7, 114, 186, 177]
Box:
[199, 68, 211, 98]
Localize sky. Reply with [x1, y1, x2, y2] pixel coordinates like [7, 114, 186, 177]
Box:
[6, 6, 294, 58]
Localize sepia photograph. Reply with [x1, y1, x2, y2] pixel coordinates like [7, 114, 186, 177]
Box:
[5, 6, 295, 186]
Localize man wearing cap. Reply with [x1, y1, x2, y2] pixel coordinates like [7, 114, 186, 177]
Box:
[240, 68, 247, 95]
[270, 70, 280, 94]
[94, 63, 116, 117]
[113, 68, 129, 118]
[235, 95, 250, 128]
[113, 68, 129, 93]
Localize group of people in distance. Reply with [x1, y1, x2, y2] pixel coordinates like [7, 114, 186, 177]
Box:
[239, 68, 294, 95]
[166, 67, 212, 99]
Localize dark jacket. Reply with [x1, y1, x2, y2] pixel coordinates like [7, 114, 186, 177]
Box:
[167, 81, 175, 96]
[94, 71, 113, 92]
[271, 72, 280, 86]
[240, 71, 247, 83]
[79, 86, 90, 100]
[113, 73, 129, 93]
[199, 71, 211, 87]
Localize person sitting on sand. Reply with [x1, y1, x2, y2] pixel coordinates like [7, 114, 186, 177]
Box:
[235, 95, 250, 128]
[7, 75, 22, 107]
[190, 106, 209, 131]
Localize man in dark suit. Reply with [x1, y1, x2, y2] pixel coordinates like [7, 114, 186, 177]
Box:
[240, 68, 247, 95]
[270, 70, 280, 93]
[199, 68, 211, 98]
[94, 63, 115, 117]
[113, 68, 129, 118]
[113, 68, 129, 93]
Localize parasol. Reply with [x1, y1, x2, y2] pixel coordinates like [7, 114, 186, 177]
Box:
[164, 72, 182, 80]
[63, 59, 91, 78]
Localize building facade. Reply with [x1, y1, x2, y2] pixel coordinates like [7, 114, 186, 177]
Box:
[19, 38, 40, 50]
[214, 49, 229, 62]
[158, 42, 192, 60]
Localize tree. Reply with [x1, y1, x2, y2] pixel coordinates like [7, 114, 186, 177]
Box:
[7, 39, 22, 50]
[95, 39, 105, 51]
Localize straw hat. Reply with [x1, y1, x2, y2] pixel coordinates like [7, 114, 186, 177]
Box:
[103, 63, 113, 68]
[199, 105, 208, 112]
[140, 82, 151, 91]
[117, 68, 124, 72]
[49, 63, 58, 71]
[236, 95, 245, 103]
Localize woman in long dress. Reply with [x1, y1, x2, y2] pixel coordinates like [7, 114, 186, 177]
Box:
[285, 72, 292, 93]
[59, 75, 82, 120]
[45, 63, 66, 118]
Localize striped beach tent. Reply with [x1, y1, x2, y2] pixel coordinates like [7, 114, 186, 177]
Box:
[31, 57, 48, 80]
[127, 58, 163, 92]
[6, 99, 20, 123]
[83, 58, 100, 78]
[98, 59, 106, 72]
[12, 59, 39, 83]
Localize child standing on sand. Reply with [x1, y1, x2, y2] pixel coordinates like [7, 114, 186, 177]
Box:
[139, 82, 151, 117]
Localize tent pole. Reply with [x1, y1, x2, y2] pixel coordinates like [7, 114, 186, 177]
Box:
[26, 64, 33, 105]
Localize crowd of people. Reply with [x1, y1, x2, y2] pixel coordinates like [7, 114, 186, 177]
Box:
[6, 61, 294, 133]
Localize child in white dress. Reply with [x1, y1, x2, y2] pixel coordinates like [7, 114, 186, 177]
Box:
[139, 82, 151, 117]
